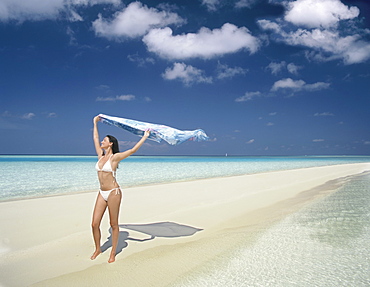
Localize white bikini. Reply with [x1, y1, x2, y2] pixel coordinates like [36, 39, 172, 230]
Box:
[95, 155, 121, 201]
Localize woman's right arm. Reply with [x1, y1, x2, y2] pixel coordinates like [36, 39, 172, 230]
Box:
[93, 116, 102, 156]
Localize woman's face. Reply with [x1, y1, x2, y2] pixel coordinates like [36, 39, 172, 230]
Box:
[101, 137, 112, 149]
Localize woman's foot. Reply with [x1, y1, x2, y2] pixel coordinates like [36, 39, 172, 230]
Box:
[90, 249, 102, 260]
[108, 252, 116, 263]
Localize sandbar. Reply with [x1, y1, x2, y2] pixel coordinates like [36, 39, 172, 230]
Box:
[0, 163, 369, 286]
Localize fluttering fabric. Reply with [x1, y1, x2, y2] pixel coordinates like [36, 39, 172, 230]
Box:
[99, 114, 209, 145]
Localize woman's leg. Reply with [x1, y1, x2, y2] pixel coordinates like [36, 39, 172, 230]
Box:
[91, 193, 107, 260]
[107, 190, 122, 263]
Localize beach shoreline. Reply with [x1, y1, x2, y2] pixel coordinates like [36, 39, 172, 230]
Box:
[0, 163, 369, 286]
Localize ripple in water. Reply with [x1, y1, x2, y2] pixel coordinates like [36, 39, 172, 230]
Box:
[175, 173, 370, 287]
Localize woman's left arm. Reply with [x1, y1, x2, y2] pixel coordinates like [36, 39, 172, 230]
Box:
[114, 130, 150, 162]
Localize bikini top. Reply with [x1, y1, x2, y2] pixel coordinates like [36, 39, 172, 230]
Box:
[95, 155, 116, 177]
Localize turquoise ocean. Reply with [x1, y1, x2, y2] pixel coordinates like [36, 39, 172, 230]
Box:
[1, 155, 369, 202]
[174, 170, 370, 287]
[1, 155, 370, 286]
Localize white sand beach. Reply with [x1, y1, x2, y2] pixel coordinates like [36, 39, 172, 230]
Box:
[0, 163, 369, 287]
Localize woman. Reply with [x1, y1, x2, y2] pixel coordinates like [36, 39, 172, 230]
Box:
[91, 115, 150, 263]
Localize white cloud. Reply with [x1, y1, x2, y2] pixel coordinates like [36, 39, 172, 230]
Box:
[96, 94, 135, 101]
[0, 0, 63, 21]
[143, 23, 260, 60]
[47, 112, 57, 118]
[201, 0, 221, 12]
[217, 62, 247, 79]
[287, 63, 302, 75]
[162, 63, 213, 86]
[267, 61, 286, 75]
[284, 29, 370, 65]
[21, 112, 35, 120]
[0, 0, 119, 22]
[235, 0, 259, 9]
[235, 91, 261, 102]
[267, 61, 302, 75]
[201, 0, 259, 11]
[116, 95, 136, 101]
[127, 53, 155, 67]
[257, 19, 282, 33]
[95, 84, 111, 91]
[67, 8, 83, 22]
[271, 78, 330, 92]
[271, 78, 305, 91]
[314, 112, 334, 116]
[246, 139, 255, 144]
[258, 1, 370, 65]
[313, 139, 325, 142]
[93, 2, 185, 40]
[284, 0, 360, 29]
[66, 26, 78, 46]
[304, 81, 331, 91]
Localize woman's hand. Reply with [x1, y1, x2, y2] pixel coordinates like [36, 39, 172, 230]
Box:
[144, 129, 151, 138]
[93, 115, 100, 124]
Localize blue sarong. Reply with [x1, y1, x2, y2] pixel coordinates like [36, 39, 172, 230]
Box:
[99, 114, 209, 145]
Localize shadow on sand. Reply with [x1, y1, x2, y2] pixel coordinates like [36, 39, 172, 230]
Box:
[101, 221, 203, 255]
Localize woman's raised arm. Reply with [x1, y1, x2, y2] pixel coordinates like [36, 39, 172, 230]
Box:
[93, 115, 103, 156]
[114, 130, 150, 162]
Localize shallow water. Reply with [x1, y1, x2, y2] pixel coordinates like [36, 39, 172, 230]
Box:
[0, 155, 369, 201]
[173, 172, 370, 287]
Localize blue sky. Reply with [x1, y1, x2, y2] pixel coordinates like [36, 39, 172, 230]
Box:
[1, 0, 369, 156]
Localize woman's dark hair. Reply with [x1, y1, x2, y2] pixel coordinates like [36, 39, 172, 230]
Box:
[106, 135, 120, 154]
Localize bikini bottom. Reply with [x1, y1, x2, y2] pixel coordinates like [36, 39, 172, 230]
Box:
[99, 187, 121, 201]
